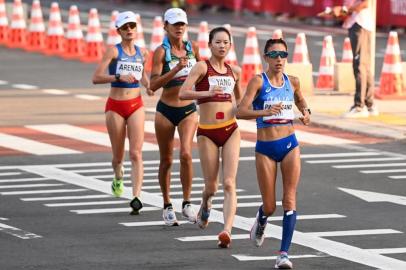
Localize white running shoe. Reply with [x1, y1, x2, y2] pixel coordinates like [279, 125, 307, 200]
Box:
[250, 212, 267, 247]
[182, 203, 197, 223]
[343, 106, 369, 118]
[368, 105, 379, 116]
[163, 206, 179, 226]
[275, 253, 293, 269]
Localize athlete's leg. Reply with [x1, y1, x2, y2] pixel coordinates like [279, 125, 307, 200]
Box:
[255, 152, 278, 216]
[105, 111, 126, 179]
[220, 129, 240, 233]
[155, 112, 176, 205]
[279, 146, 301, 253]
[177, 112, 198, 201]
[126, 108, 145, 197]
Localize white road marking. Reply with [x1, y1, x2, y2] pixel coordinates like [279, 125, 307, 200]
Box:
[141, 176, 203, 184]
[26, 124, 158, 151]
[307, 157, 405, 164]
[232, 254, 326, 261]
[211, 202, 262, 208]
[305, 229, 402, 237]
[0, 222, 42, 239]
[0, 80, 8, 85]
[70, 166, 159, 173]
[45, 200, 129, 207]
[0, 133, 81, 155]
[301, 152, 381, 159]
[339, 187, 406, 206]
[360, 169, 406, 174]
[1, 189, 87, 195]
[148, 189, 245, 195]
[189, 194, 264, 202]
[0, 177, 51, 183]
[74, 94, 101, 100]
[334, 163, 406, 169]
[71, 206, 160, 214]
[0, 183, 64, 189]
[21, 194, 112, 201]
[177, 234, 250, 242]
[20, 165, 406, 269]
[120, 221, 189, 227]
[366, 248, 406, 254]
[389, 175, 406, 179]
[12, 84, 38, 90]
[141, 183, 205, 190]
[0, 172, 22, 176]
[42, 89, 69, 95]
[268, 214, 346, 221]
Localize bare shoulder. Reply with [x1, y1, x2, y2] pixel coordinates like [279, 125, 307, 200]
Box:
[287, 75, 300, 89]
[230, 65, 241, 76]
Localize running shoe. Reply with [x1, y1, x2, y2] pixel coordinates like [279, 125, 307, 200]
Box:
[129, 197, 143, 215]
[182, 203, 197, 223]
[217, 230, 231, 248]
[196, 205, 211, 229]
[275, 253, 293, 269]
[250, 212, 267, 247]
[163, 206, 179, 226]
[111, 178, 124, 197]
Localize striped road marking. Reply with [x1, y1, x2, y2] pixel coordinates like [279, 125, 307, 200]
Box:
[21, 194, 112, 201]
[44, 200, 129, 207]
[0, 189, 87, 195]
[120, 221, 189, 227]
[0, 183, 64, 189]
[232, 254, 327, 261]
[11, 84, 38, 90]
[306, 157, 405, 164]
[0, 133, 81, 155]
[389, 175, 406, 179]
[0, 222, 42, 239]
[333, 163, 406, 169]
[70, 206, 160, 215]
[305, 229, 402, 237]
[301, 152, 381, 159]
[0, 177, 51, 183]
[25, 124, 159, 151]
[42, 89, 69, 95]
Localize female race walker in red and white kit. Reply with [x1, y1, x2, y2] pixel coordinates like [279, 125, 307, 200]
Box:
[149, 8, 200, 226]
[92, 11, 150, 215]
[179, 26, 242, 248]
[236, 38, 310, 269]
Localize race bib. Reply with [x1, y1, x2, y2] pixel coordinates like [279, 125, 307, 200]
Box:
[116, 61, 143, 80]
[263, 100, 294, 122]
[208, 76, 235, 94]
[169, 58, 197, 79]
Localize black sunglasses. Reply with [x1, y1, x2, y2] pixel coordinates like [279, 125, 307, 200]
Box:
[265, 50, 288, 59]
[120, 22, 137, 30]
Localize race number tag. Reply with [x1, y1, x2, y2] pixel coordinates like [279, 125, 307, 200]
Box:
[116, 61, 143, 80]
[169, 58, 197, 78]
[208, 76, 235, 94]
[263, 100, 294, 122]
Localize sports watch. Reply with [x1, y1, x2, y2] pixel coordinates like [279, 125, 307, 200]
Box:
[115, 73, 120, 81]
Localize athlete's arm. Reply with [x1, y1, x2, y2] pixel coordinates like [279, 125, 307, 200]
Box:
[236, 75, 282, 119]
[92, 47, 117, 84]
[231, 65, 243, 105]
[149, 46, 186, 91]
[179, 61, 222, 100]
[140, 48, 152, 95]
[290, 75, 310, 125]
[191, 41, 201, 61]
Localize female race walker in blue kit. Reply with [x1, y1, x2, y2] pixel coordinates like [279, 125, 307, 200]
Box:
[236, 38, 310, 269]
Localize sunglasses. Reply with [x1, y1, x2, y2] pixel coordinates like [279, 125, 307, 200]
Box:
[265, 50, 288, 59]
[120, 22, 137, 31]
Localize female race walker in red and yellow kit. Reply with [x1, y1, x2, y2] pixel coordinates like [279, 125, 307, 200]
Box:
[149, 8, 200, 226]
[179, 26, 242, 248]
[92, 11, 150, 215]
[236, 38, 310, 269]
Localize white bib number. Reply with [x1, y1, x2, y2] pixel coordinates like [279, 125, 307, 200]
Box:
[169, 58, 197, 78]
[263, 100, 294, 122]
[208, 76, 235, 94]
[116, 61, 143, 80]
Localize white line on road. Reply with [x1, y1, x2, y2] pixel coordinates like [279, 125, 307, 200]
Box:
[12, 84, 38, 90]
[301, 152, 381, 159]
[42, 89, 69, 95]
[307, 157, 405, 164]
[366, 248, 406, 254]
[304, 229, 402, 237]
[389, 175, 406, 179]
[0, 133, 81, 155]
[0, 183, 64, 189]
[120, 220, 189, 227]
[0, 222, 42, 239]
[21, 194, 112, 201]
[360, 169, 406, 174]
[45, 200, 129, 207]
[232, 254, 326, 261]
[71, 206, 160, 214]
[0, 172, 22, 176]
[74, 94, 102, 100]
[0, 177, 51, 183]
[148, 189, 245, 196]
[141, 183, 205, 190]
[1, 189, 87, 195]
[0, 80, 8, 85]
[334, 163, 406, 169]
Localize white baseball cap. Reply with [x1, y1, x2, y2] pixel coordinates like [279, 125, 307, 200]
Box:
[164, 8, 188, 24]
[115, 11, 137, 28]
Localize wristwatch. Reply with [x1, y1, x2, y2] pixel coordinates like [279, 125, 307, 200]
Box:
[115, 73, 120, 81]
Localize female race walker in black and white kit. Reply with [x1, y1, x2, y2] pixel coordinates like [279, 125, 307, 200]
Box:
[236, 38, 310, 269]
[149, 8, 200, 226]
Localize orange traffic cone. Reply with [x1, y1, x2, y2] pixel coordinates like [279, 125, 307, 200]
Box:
[63, 5, 84, 59]
[134, 13, 145, 48]
[376, 31, 405, 99]
[25, 0, 45, 52]
[8, 0, 26, 49]
[197, 21, 211, 60]
[44, 2, 64, 56]
[106, 10, 121, 47]
[292, 32, 310, 64]
[0, 0, 8, 46]
[241, 27, 262, 86]
[316, 35, 336, 90]
[145, 16, 164, 73]
[341, 37, 353, 63]
[223, 24, 238, 66]
[272, 29, 283, 39]
[81, 8, 104, 63]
